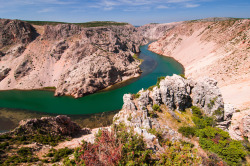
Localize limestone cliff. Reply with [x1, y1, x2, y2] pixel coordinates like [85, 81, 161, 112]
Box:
[148, 19, 250, 110]
[0, 19, 147, 97]
[114, 75, 229, 140]
[114, 74, 248, 146]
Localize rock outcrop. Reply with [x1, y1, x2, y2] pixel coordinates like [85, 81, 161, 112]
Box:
[0, 19, 147, 98]
[229, 110, 250, 142]
[114, 75, 227, 143]
[13, 115, 83, 136]
[192, 77, 224, 120]
[0, 19, 37, 48]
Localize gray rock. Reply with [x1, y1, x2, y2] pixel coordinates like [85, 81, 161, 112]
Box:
[138, 90, 151, 110]
[122, 94, 137, 111]
[152, 87, 162, 105]
[0, 19, 37, 49]
[224, 103, 235, 121]
[229, 110, 250, 141]
[0, 68, 11, 82]
[192, 77, 224, 120]
[159, 75, 192, 111]
[14, 115, 83, 137]
[142, 129, 156, 141]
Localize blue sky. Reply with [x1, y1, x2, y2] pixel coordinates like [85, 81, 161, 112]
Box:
[0, 0, 250, 25]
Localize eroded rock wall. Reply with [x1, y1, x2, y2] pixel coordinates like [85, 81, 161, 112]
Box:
[148, 19, 250, 110]
[0, 19, 147, 97]
[114, 75, 226, 141]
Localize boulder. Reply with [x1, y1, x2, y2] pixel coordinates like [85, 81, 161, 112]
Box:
[15, 115, 82, 136]
[192, 77, 224, 120]
[159, 75, 192, 111]
[229, 110, 250, 141]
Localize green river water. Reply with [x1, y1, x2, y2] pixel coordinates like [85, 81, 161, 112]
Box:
[0, 43, 183, 116]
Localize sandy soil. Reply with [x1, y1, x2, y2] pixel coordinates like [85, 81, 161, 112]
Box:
[148, 19, 250, 110]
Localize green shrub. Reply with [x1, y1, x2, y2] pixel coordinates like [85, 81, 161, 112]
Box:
[178, 126, 196, 138]
[0, 142, 9, 150]
[213, 108, 223, 116]
[147, 128, 165, 145]
[51, 148, 73, 163]
[148, 111, 158, 118]
[132, 54, 143, 62]
[191, 106, 202, 118]
[148, 85, 156, 91]
[197, 126, 246, 165]
[133, 93, 140, 99]
[156, 141, 201, 165]
[152, 104, 161, 112]
[156, 76, 166, 88]
[179, 74, 187, 79]
[192, 116, 215, 129]
[45, 148, 73, 163]
[17, 147, 32, 157]
[127, 114, 132, 121]
[3, 147, 39, 164]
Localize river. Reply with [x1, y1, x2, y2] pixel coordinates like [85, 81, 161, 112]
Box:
[0, 43, 183, 130]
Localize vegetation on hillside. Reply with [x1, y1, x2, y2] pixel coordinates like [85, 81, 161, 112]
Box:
[24, 20, 128, 27]
[178, 106, 248, 165]
[64, 123, 201, 165]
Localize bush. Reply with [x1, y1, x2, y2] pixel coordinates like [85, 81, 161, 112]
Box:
[51, 148, 73, 163]
[178, 126, 196, 138]
[133, 93, 140, 99]
[78, 129, 123, 166]
[147, 128, 164, 146]
[156, 76, 166, 88]
[0, 142, 9, 150]
[179, 74, 187, 79]
[152, 104, 161, 112]
[196, 126, 246, 165]
[3, 147, 39, 164]
[148, 85, 156, 91]
[156, 141, 201, 165]
[191, 106, 202, 118]
[17, 147, 32, 157]
[192, 116, 215, 129]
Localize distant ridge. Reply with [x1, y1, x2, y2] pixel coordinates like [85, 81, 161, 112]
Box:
[22, 20, 128, 27]
[189, 17, 250, 22]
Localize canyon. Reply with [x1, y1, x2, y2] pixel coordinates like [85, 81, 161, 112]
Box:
[0, 17, 249, 165]
[0, 19, 147, 98]
[148, 18, 250, 111]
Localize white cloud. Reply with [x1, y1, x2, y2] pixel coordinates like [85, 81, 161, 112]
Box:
[37, 7, 54, 13]
[156, 5, 169, 9]
[185, 3, 200, 8]
[88, 0, 204, 10]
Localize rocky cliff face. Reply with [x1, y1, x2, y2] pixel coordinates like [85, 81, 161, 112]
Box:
[114, 74, 248, 143]
[0, 19, 147, 97]
[229, 110, 250, 142]
[114, 75, 230, 141]
[0, 19, 37, 49]
[148, 19, 250, 110]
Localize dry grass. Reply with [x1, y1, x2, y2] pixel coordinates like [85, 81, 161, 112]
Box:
[157, 105, 194, 131]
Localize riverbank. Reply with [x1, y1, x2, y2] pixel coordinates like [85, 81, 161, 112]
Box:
[0, 108, 117, 132]
[0, 44, 184, 132]
[0, 44, 183, 115]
